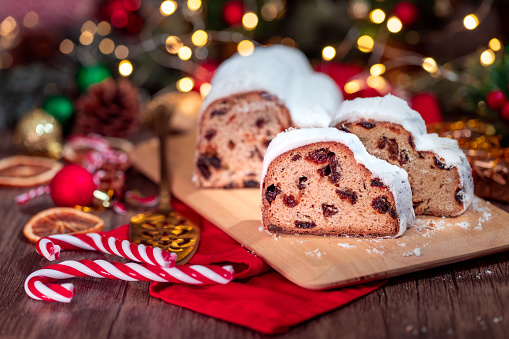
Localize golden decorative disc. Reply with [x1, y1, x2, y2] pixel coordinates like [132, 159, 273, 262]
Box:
[130, 211, 200, 265]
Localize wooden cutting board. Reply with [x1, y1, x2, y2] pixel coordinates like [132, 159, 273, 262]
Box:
[129, 132, 509, 290]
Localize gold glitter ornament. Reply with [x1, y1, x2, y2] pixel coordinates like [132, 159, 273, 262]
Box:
[13, 109, 63, 159]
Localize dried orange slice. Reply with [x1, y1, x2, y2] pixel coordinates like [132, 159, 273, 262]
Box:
[23, 207, 105, 243]
[0, 155, 63, 187]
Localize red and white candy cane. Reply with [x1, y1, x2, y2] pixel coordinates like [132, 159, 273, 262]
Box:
[36, 233, 176, 268]
[25, 259, 234, 302]
[15, 186, 50, 205]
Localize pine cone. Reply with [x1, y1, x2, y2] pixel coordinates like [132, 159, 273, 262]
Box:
[74, 78, 140, 138]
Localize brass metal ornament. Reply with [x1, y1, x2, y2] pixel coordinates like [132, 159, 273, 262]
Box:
[130, 103, 200, 264]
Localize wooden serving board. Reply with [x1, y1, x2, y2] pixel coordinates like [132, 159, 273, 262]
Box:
[129, 132, 509, 290]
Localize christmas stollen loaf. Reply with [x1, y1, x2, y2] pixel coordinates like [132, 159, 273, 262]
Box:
[261, 128, 415, 238]
[194, 45, 342, 188]
[330, 94, 474, 217]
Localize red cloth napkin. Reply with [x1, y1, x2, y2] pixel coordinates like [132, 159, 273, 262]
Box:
[100, 200, 385, 334]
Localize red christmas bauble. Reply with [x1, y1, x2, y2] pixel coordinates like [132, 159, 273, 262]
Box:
[50, 164, 96, 207]
[486, 89, 506, 111]
[393, 2, 419, 26]
[223, 1, 244, 26]
[500, 102, 509, 121]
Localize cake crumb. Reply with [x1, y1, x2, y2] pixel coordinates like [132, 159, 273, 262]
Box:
[486, 269, 493, 275]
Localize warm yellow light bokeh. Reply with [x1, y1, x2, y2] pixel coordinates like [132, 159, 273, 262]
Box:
[187, 0, 201, 11]
[99, 38, 115, 55]
[345, 80, 361, 94]
[489, 38, 501, 52]
[177, 77, 194, 92]
[370, 64, 386, 77]
[79, 31, 94, 45]
[387, 16, 403, 33]
[238, 40, 255, 56]
[370, 9, 385, 24]
[160, 1, 177, 16]
[480, 49, 495, 66]
[357, 35, 374, 53]
[422, 57, 438, 73]
[59, 39, 74, 55]
[178, 46, 192, 60]
[463, 14, 478, 30]
[242, 12, 258, 30]
[119, 60, 133, 76]
[322, 46, 336, 61]
[200, 83, 212, 97]
[191, 30, 208, 47]
[166, 36, 183, 54]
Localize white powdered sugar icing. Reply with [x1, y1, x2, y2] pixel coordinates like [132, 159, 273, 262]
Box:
[262, 127, 415, 237]
[329, 94, 474, 214]
[200, 45, 343, 128]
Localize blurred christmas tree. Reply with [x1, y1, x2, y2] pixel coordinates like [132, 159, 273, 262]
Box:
[0, 0, 509, 145]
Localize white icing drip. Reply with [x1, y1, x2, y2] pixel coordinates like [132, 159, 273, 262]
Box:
[201, 45, 342, 128]
[262, 127, 415, 237]
[329, 94, 474, 214]
[329, 94, 427, 135]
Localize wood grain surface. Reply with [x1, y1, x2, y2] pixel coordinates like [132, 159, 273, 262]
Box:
[130, 132, 509, 290]
[1, 130, 509, 339]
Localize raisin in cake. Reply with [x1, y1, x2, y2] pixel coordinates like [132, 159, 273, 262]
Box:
[330, 94, 474, 217]
[194, 45, 342, 188]
[261, 128, 414, 237]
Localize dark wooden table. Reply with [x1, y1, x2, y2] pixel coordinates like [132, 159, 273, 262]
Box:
[1, 130, 509, 339]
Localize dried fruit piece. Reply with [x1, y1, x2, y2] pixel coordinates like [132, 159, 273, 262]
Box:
[0, 156, 63, 187]
[204, 129, 217, 140]
[371, 178, 386, 188]
[291, 154, 301, 161]
[322, 203, 338, 217]
[283, 194, 298, 207]
[358, 120, 376, 129]
[23, 207, 104, 243]
[455, 187, 464, 205]
[265, 184, 281, 203]
[297, 176, 307, 190]
[211, 109, 227, 117]
[336, 189, 358, 205]
[255, 118, 265, 128]
[305, 148, 329, 164]
[295, 220, 316, 229]
[243, 180, 259, 188]
[372, 196, 391, 214]
[433, 156, 450, 170]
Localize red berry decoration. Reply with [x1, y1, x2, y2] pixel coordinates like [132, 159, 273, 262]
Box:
[393, 2, 419, 26]
[486, 89, 507, 111]
[500, 102, 509, 121]
[222, 1, 244, 26]
[50, 164, 97, 207]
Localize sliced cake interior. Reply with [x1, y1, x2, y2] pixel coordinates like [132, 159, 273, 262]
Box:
[330, 95, 474, 217]
[261, 128, 414, 237]
[195, 91, 292, 188]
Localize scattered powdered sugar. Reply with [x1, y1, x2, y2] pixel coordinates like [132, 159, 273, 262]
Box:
[398, 243, 407, 247]
[305, 248, 326, 257]
[366, 248, 385, 255]
[456, 221, 471, 229]
[403, 248, 422, 257]
[337, 242, 356, 249]
[486, 269, 493, 275]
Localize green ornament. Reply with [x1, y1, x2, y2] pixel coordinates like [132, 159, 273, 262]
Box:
[42, 95, 74, 127]
[75, 64, 111, 91]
